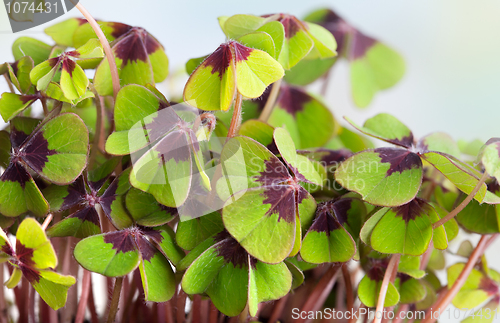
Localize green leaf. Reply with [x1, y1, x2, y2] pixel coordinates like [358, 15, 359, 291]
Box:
[447, 263, 493, 309]
[0, 131, 10, 169]
[422, 152, 487, 203]
[221, 14, 267, 39]
[176, 212, 224, 250]
[358, 274, 400, 307]
[184, 42, 284, 111]
[185, 55, 208, 75]
[30, 58, 59, 92]
[0, 93, 38, 122]
[345, 114, 413, 148]
[12, 37, 52, 66]
[73, 21, 131, 48]
[456, 197, 500, 234]
[418, 132, 461, 158]
[60, 60, 89, 101]
[480, 139, 500, 184]
[398, 255, 426, 279]
[74, 231, 140, 277]
[45, 18, 86, 47]
[462, 299, 500, 323]
[303, 22, 337, 59]
[237, 32, 276, 58]
[335, 148, 423, 206]
[147, 226, 185, 267]
[284, 57, 336, 86]
[125, 188, 176, 226]
[47, 208, 101, 239]
[16, 218, 57, 269]
[32, 270, 76, 310]
[268, 86, 336, 149]
[8, 56, 34, 94]
[395, 277, 426, 304]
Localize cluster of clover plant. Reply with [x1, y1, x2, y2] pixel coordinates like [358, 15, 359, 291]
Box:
[0, 5, 499, 323]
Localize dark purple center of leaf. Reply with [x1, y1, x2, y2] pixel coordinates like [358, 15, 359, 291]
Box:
[141, 227, 165, 245]
[393, 198, 429, 223]
[113, 28, 158, 65]
[204, 43, 232, 79]
[109, 22, 133, 39]
[1, 244, 13, 257]
[135, 235, 157, 262]
[255, 157, 291, 186]
[19, 94, 39, 105]
[214, 231, 255, 268]
[375, 147, 422, 177]
[488, 179, 500, 194]
[15, 241, 36, 267]
[69, 207, 101, 227]
[349, 30, 376, 60]
[366, 259, 389, 281]
[20, 264, 40, 283]
[61, 177, 87, 210]
[145, 106, 180, 144]
[103, 230, 137, 254]
[154, 130, 191, 164]
[98, 177, 120, 221]
[62, 58, 77, 76]
[261, 184, 296, 223]
[278, 15, 301, 39]
[479, 277, 499, 295]
[276, 85, 311, 116]
[19, 130, 57, 174]
[0, 162, 31, 189]
[232, 42, 252, 63]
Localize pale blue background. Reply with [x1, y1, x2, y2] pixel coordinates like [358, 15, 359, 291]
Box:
[1, 1, 500, 321]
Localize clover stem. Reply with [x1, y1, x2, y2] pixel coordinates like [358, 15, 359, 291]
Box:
[88, 84, 105, 168]
[268, 294, 288, 323]
[88, 281, 99, 323]
[41, 98, 48, 116]
[227, 93, 243, 140]
[342, 265, 354, 312]
[3, 74, 15, 94]
[28, 285, 35, 323]
[373, 254, 400, 323]
[298, 264, 340, 323]
[320, 69, 332, 97]
[0, 265, 6, 323]
[392, 304, 409, 323]
[75, 270, 92, 323]
[74, 2, 120, 98]
[421, 235, 494, 323]
[432, 171, 489, 229]
[41, 213, 53, 230]
[259, 78, 282, 122]
[107, 277, 124, 323]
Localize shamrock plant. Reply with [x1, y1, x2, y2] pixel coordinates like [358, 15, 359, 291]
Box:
[0, 5, 498, 323]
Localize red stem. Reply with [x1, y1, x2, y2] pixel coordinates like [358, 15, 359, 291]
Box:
[107, 277, 124, 323]
[75, 270, 92, 323]
[209, 302, 219, 323]
[268, 294, 288, 323]
[298, 265, 340, 323]
[226, 93, 243, 140]
[373, 254, 400, 323]
[87, 278, 99, 323]
[421, 235, 494, 323]
[342, 265, 354, 311]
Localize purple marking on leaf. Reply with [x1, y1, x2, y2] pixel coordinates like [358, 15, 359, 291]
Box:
[66, 50, 80, 59]
[19, 130, 57, 174]
[488, 179, 500, 194]
[151, 130, 191, 167]
[232, 42, 252, 63]
[276, 85, 311, 116]
[255, 156, 291, 186]
[479, 277, 499, 295]
[10, 61, 19, 76]
[19, 95, 39, 105]
[298, 149, 353, 168]
[332, 198, 352, 226]
[98, 178, 119, 219]
[214, 231, 253, 268]
[135, 235, 157, 262]
[261, 184, 296, 223]
[76, 18, 87, 25]
[20, 264, 40, 283]
[375, 148, 422, 177]
[113, 29, 149, 64]
[349, 30, 376, 60]
[109, 22, 133, 39]
[314, 10, 350, 54]
[1, 244, 13, 257]
[15, 241, 35, 267]
[0, 162, 31, 188]
[60, 177, 87, 210]
[310, 203, 341, 233]
[103, 230, 137, 254]
[141, 227, 165, 245]
[68, 207, 101, 227]
[143, 33, 162, 55]
[397, 273, 412, 284]
[393, 198, 429, 223]
[10, 117, 42, 149]
[278, 15, 301, 39]
[62, 58, 76, 77]
[250, 85, 271, 113]
[145, 107, 180, 144]
[366, 259, 388, 281]
[47, 57, 60, 68]
[203, 43, 232, 79]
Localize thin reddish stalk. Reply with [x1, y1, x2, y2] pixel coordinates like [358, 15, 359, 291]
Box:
[192, 295, 202, 323]
[258, 79, 282, 122]
[373, 254, 400, 323]
[165, 302, 174, 323]
[75, 270, 92, 323]
[392, 304, 409, 323]
[299, 265, 340, 323]
[320, 70, 331, 97]
[41, 213, 53, 230]
[176, 289, 187, 323]
[421, 235, 493, 323]
[74, 2, 120, 98]
[226, 93, 243, 140]
[3, 74, 15, 93]
[342, 265, 354, 311]
[107, 277, 124, 323]
[0, 264, 7, 323]
[349, 304, 366, 323]
[268, 294, 289, 323]
[433, 171, 489, 228]
[87, 278, 99, 323]
[89, 85, 106, 168]
[209, 302, 219, 323]
[28, 285, 35, 323]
